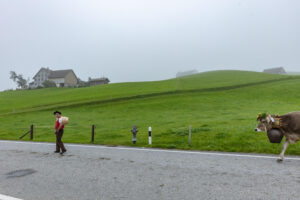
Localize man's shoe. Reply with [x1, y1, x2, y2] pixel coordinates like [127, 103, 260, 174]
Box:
[54, 151, 60, 153]
[60, 150, 67, 155]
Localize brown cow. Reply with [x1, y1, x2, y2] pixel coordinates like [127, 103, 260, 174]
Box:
[255, 112, 300, 162]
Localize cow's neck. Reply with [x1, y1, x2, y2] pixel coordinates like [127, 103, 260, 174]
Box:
[271, 116, 282, 128]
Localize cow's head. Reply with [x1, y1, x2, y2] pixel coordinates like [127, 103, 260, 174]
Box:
[255, 113, 274, 132]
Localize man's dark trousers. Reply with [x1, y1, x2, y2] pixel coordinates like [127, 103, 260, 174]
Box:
[56, 129, 66, 152]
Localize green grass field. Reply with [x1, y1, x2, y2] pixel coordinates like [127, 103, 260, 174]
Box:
[1, 70, 300, 155]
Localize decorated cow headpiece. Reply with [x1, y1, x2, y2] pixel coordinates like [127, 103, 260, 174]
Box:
[257, 113, 267, 121]
[257, 112, 279, 125]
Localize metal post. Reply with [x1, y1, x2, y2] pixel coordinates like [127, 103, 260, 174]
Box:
[189, 125, 192, 146]
[148, 127, 152, 145]
[91, 125, 95, 143]
[30, 124, 34, 140]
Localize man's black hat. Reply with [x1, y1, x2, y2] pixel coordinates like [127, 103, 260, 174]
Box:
[53, 111, 62, 115]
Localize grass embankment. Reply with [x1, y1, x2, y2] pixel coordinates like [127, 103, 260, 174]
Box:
[1, 70, 300, 155]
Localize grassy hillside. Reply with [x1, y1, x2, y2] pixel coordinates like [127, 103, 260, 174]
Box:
[287, 72, 300, 75]
[1, 70, 300, 155]
[0, 70, 291, 114]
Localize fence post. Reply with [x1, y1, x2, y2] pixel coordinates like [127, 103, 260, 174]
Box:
[30, 124, 34, 140]
[189, 125, 192, 146]
[91, 125, 95, 143]
[148, 127, 152, 145]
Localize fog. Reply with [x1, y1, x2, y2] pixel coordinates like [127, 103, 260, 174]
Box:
[0, 0, 299, 91]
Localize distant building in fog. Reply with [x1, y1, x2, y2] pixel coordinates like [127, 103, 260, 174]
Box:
[263, 67, 286, 74]
[89, 77, 110, 86]
[176, 69, 198, 78]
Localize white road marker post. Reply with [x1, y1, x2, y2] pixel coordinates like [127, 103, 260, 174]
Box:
[148, 127, 152, 145]
[189, 125, 192, 146]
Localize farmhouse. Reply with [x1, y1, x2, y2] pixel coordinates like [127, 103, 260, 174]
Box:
[48, 70, 78, 87]
[263, 67, 286, 74]
[29, 68, 78, 88]
[89, 77, 110, 86]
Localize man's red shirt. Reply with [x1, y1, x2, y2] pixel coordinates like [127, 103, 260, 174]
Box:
[55, 116, 64, 130]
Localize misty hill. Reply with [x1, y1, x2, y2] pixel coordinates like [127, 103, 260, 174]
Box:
[0, 70, 290, 114]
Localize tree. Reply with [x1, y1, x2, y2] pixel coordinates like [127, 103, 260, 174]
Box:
[9, 71, 17, 81]
[9, 71, 28, 89]
[42, 80, 57, 88]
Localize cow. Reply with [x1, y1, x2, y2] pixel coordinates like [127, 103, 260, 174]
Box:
[255, 112, 300, 162]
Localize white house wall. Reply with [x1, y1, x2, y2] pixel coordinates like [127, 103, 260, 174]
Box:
[49, 78, 65, 87]
[30, 69, 51, 88]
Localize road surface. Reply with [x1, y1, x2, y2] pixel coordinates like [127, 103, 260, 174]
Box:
[0, 140, 300, 200]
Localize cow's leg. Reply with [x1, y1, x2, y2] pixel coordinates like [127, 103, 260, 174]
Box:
[277, 139, 289, 162]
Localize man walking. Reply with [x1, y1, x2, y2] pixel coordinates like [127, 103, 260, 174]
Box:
[54, 111, 67, 155]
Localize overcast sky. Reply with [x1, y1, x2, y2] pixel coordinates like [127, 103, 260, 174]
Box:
[0, 0, 299, 91]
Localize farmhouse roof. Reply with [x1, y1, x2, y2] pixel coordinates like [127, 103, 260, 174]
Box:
[33, 67, 52, 79]
[48, 69, 75, 79]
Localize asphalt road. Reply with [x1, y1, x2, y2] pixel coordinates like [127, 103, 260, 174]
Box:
[0, 140, 300, 200]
